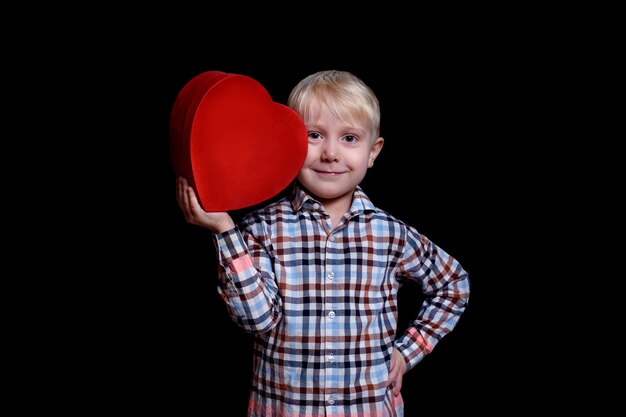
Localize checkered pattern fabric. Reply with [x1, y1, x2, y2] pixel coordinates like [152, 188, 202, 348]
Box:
[213, 184, 469, 416]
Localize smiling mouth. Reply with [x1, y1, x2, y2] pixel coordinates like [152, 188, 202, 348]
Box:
[314, 170, 344, 176]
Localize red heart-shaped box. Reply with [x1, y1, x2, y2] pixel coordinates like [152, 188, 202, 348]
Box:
[169, 71, 308, 211]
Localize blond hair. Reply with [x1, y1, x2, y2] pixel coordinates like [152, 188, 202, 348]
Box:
[287, 70, 380, 140]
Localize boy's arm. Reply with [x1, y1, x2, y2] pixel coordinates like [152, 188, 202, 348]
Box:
[177, 176, 283, 333]
[394, 228, 470, 371]
[212, 226, 283, 334]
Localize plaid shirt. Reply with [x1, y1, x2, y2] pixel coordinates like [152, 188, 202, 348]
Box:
[213, 184, 470, 417]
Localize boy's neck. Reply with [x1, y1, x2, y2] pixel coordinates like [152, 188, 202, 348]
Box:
[317, 192, 353, 229]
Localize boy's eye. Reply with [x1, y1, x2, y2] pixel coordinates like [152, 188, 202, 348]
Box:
[343, 135, 358, 143]
[308, 132, 321, 140]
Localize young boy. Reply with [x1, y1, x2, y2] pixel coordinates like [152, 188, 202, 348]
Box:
[176, 70, 470, 417]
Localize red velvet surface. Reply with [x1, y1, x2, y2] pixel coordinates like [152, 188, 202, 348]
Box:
[169, 71, 307, 211]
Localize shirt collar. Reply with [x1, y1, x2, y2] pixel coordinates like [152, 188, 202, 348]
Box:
[290, 182, 376, 215]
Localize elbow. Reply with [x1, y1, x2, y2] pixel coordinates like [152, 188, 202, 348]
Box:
[240, 307, 283, 334]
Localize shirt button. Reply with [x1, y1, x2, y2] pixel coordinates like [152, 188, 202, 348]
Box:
[328, 311, 335, 319]
[327, 396, 335, 405]
[313, 203, 320, 210]
[328, 353, 335, 362]
[329, 236, 335, 242]
[327, 272, 334, 280]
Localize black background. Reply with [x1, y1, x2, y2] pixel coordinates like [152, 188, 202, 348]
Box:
[87, 31, 562, 415]
[10, 7, 612, 413]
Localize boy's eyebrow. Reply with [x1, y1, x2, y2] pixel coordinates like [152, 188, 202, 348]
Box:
[340, 124, 369, 136]
[306, 122, 368, 135]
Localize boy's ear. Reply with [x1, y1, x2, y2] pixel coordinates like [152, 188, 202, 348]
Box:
[368, 137, 384, 168]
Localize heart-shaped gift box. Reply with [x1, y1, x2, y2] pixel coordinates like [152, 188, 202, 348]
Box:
[169, 71, 308, 211]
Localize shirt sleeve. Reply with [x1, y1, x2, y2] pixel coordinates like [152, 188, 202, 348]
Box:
[212, 225, 283, 334]
[394, 226, 470, 371]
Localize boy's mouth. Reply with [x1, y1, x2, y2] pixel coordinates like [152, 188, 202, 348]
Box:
[314, 170, 344, 176]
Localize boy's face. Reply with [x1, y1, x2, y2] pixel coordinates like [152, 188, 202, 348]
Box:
[297, 105, 383, 207]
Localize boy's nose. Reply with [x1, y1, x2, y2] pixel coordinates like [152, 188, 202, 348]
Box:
[321, 140, 340, 162]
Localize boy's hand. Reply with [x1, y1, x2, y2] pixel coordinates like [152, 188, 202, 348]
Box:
[387, 348, 407, 397]
[176, 177, 235, 234]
